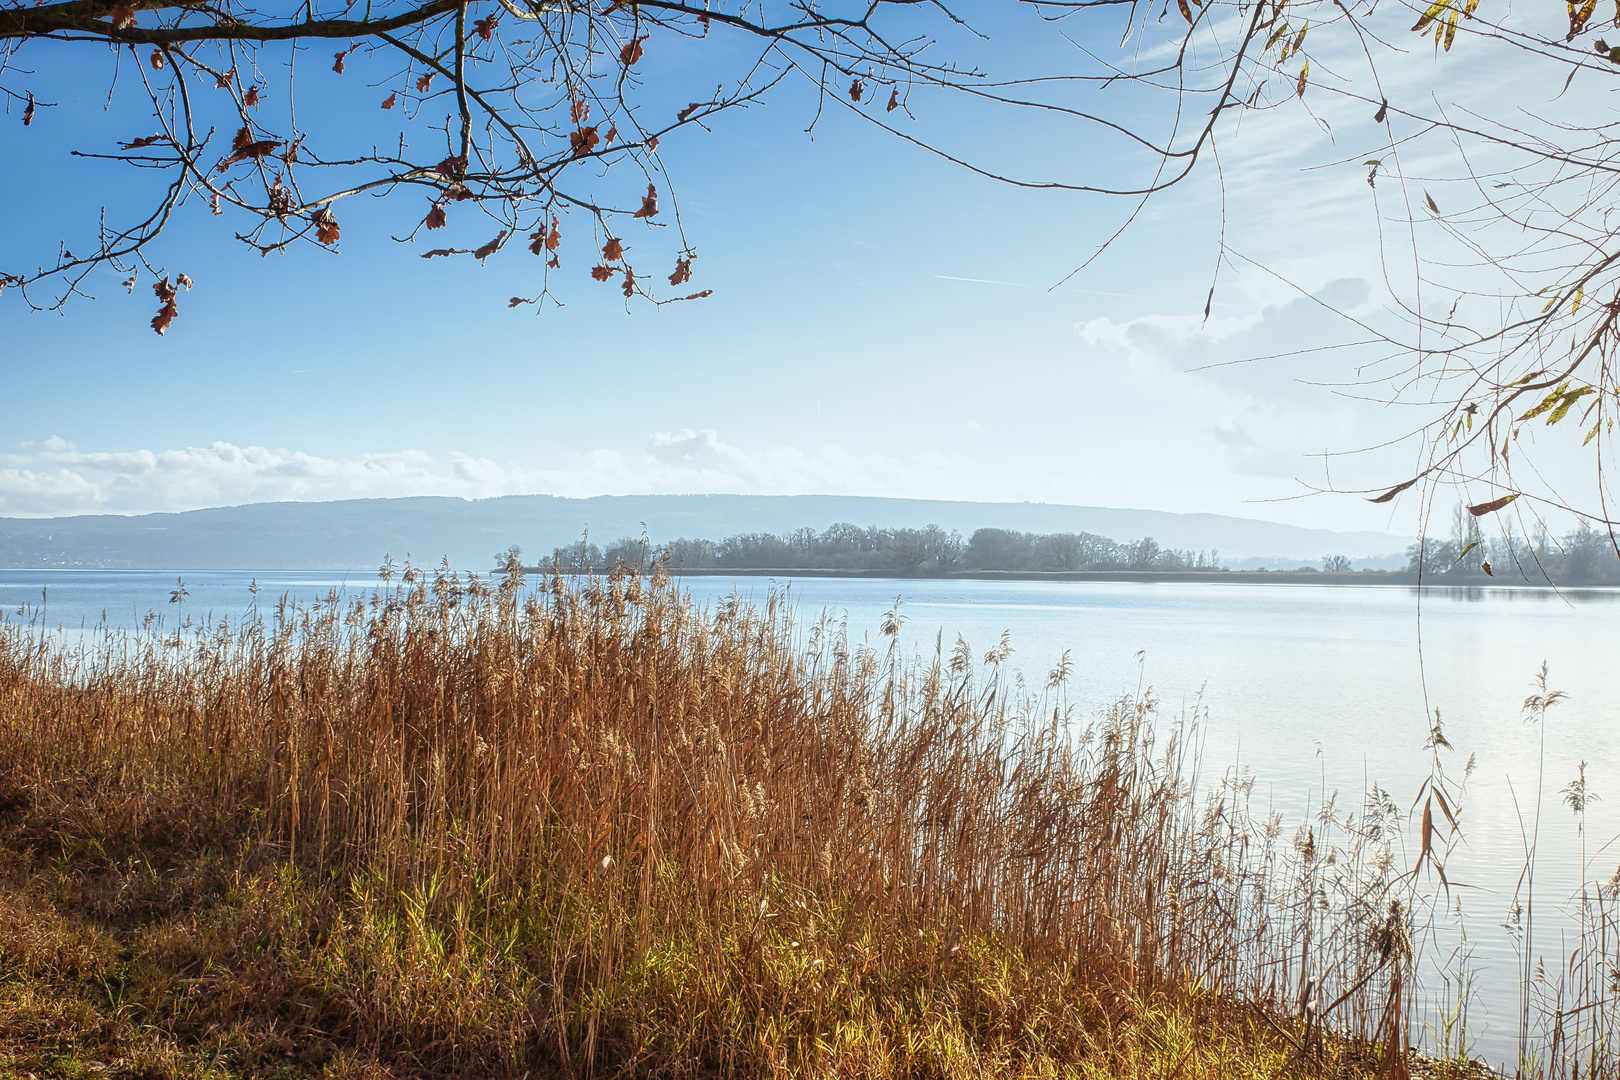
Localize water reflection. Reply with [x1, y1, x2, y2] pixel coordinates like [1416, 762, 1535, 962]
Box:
[1408, 584, 1620, 603]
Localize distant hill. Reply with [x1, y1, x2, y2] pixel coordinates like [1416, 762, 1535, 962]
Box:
[0, 494, 1409, 570]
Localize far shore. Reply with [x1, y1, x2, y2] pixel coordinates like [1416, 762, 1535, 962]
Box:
[516, 565, 1607, 587]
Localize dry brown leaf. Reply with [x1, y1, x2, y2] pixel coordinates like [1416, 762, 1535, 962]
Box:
[634, 184, 658, 219]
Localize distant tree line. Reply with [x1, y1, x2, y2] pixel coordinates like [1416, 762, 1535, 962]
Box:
[1407, 506, 1620, 585]
[517, 524, 1229, 575]
[499, 514, 1620, 582]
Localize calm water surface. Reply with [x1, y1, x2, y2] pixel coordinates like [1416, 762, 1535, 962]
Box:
[4, 568, 1618, 1065]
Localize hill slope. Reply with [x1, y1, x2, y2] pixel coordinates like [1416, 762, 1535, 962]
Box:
[0, 494, 1407, 570]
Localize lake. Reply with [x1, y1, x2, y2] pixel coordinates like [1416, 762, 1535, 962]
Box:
[4, 566, 1617, 1067]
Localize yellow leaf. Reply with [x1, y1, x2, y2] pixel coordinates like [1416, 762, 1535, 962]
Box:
[1444, 7, 1459, 49]
[1573, 285, 1584, 313]
[1519, 381, 1570, 421]
[1546, 386, 1595, 425]
[1412, 0, 1451, 32]
[1570, 0, 1598, 38]
[1584, 418, 1602, 446]
[1296, 61, 1309, 97]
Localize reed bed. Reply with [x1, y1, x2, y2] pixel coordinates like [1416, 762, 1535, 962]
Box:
[0, 563, 1596, 1077]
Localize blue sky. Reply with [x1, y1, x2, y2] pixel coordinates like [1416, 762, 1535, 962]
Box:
[0, 1, 1582, 536]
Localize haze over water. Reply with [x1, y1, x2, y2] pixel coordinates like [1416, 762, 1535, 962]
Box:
[5, 567, 1616, 1067]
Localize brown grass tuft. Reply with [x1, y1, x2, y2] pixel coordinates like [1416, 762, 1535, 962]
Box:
[0, 565, 1477, 1077]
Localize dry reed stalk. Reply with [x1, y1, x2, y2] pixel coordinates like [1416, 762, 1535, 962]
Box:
[0, 564, 1555, 1076]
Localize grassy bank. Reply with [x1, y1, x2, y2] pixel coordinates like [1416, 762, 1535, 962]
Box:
[0, 565, 1555, 1077]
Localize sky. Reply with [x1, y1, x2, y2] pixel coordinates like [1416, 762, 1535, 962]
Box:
[0, 0, 1596, 537]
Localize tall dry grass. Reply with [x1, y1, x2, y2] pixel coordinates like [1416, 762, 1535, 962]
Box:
[0, 562, 1538, 1076]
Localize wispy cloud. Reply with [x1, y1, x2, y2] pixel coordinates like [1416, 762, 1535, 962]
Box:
[1074, 280, 1417, 489]
[933, 274, 1030, 288]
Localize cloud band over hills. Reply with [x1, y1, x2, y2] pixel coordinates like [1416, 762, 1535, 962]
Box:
[0, 432, 975, 519]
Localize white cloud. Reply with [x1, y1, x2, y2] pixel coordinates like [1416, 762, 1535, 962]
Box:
[0, 441, 449, 517]
[1076, 279, 1417, 492]
[1079, 307, 1266, 380]
[1079, 279, 1376, 393]
[0, 432, 980, 517]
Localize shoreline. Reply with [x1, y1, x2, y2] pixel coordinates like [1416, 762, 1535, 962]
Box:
[522, 565, 1611, 588]
[2, 565, 1613, 589]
